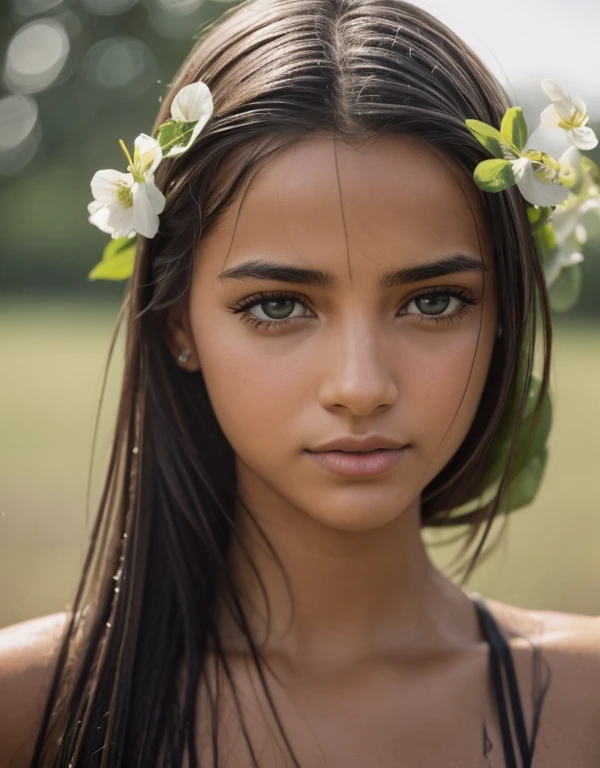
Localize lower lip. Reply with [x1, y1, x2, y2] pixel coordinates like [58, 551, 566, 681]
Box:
[305, 448, 408, 478]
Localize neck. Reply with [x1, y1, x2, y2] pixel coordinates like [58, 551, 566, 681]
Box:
[216, 484, 478, 670]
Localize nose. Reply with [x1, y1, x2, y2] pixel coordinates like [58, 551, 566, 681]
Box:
[317, 314, 399, 417]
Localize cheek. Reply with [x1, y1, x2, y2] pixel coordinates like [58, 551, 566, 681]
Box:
[404, 319, 496, 459]
[189, 310, 309, 460]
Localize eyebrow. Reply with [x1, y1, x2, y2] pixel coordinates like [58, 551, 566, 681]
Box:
[217, 254, 487, 289]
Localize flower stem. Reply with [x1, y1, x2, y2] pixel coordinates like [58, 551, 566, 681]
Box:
[119, 139, 137, 175]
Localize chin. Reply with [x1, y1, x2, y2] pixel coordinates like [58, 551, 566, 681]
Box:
[299, 488, 417, 533]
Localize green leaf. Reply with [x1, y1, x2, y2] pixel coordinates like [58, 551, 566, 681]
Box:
[503, 448, 548, 512]
[484, 371, 551, 477]
[549, 262, 583, 311]
[535, 222, 558, 262]
[465, 119, 512, 159]
[511, 383, 553, 473]
[88, 236, 137, 281]
[473, 159, 515, 192]
[155, 119, 196, 155]
[500, 107, 528, 152]
[155, 119, 181, 152]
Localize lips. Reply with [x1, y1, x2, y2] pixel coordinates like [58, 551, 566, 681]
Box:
[305, 446, 408, 478]
[308, 434, 406, 453]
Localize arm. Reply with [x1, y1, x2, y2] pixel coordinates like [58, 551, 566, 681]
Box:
[0, 613, 70, 768]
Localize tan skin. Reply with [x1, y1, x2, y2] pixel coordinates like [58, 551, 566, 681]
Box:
[0, 136, 599, 767]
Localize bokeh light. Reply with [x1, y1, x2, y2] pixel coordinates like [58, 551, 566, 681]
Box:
[4, 18, 70, 94]
[13, 0, 65, 17]
[79, 0, 140, 16]
[152, 0, 206, 12]
[0, 94, 41, 175]
[148, 6, 206, 39]
[82, 37, 157, 97]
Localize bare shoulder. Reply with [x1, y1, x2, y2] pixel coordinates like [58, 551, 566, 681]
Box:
[485, 597, 600, 765]
[485, 595, 600, 657]
[0, 611, 71, 768]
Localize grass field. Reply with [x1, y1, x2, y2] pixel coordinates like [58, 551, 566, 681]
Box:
[1, 299, 599, 629]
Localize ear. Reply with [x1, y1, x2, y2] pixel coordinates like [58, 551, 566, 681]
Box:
[164, 294, 201, 372]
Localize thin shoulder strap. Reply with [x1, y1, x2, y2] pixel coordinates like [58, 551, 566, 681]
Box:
[471, 593, 532, 768]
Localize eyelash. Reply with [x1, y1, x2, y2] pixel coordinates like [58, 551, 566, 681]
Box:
[230, 287, 479, 332]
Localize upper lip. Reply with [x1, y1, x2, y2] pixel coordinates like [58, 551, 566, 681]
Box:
[308, 435, 406, 453]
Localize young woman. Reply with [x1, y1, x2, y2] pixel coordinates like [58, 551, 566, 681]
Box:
[1, 1, 599, 766]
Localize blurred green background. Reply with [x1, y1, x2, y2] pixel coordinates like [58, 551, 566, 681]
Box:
[1, 0, 599, 629]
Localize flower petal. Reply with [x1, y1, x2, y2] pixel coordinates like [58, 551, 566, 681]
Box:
[105, 201, 137, 239]
[524, 122, 570, 158]
[559, 145, 581, 171]
[541, 79, 575, 121]
[540, 104, 561, 127]
[512, 158, 570, 206]
[91, 169, 133, 203]
[574, 223, 587, 244]
[88, 204, 115, 235]
[171, 81, 213, 125]
[134, 133, 162, 176]
[541, 79, 568, 103]
[569, 126, 598, 151]
[130, 182, 163, 238]
[557, 145, 583, 189]
[580, 197, 600, 216]
[572, 98, 588, 119]
[143, 175, 166, 215]
[544, 249, 583, 286]
[551, 205, 581, 245]
[88, 199, 104, 216]
[90, 200, 135, 238]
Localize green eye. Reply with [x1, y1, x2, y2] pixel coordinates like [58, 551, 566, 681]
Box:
[413, 295, 454, 315]
[253, 298, 299, 320]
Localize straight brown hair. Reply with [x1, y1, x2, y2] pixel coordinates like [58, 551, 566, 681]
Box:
[30, 1, 551, 765]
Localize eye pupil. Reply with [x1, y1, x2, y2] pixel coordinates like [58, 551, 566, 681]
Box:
[264, 299, 295, 319]
[416, 295, 451, 315]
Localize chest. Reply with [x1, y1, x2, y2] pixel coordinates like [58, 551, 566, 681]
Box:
[191, 652, 510, 768]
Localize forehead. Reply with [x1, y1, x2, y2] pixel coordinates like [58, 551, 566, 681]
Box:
[200, 134, 490, 277]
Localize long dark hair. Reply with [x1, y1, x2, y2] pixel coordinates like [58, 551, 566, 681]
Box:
[31, 0, 551, 765]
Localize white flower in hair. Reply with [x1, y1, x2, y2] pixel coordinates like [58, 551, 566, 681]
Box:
[466, 106, 571, 208]
[88, 133, 166, 239]
[539, 79, 598, 151]
[509, 149, 571, 207]
[161, 81, 214, 158]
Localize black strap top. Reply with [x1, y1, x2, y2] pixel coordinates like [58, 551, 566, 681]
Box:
[471, 593, 545, 768]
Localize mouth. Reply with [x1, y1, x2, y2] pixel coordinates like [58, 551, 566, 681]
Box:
[305, 447, 409, 478]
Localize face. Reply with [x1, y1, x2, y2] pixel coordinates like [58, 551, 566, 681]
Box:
[168, 135, 497, 533]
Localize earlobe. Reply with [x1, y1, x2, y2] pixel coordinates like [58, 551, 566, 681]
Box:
[165, 298, 201, 371]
